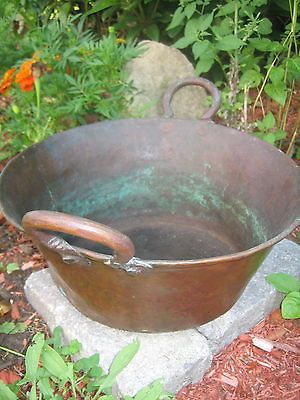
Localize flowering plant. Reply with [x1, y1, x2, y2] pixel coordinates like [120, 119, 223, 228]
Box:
[0, 17, 138, 161]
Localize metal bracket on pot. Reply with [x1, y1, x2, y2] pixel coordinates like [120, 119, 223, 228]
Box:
[109, 257, 153, 274]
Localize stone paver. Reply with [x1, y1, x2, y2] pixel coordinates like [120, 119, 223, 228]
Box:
[25, 269, 211, 396]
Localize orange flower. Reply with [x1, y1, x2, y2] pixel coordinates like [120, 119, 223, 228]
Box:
[0, 68, 16, 94]
[15, 59, 36, 92]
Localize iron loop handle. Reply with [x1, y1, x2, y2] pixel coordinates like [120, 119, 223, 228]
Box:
[163, 77, 221, 120]
[22, 210, 135, 265]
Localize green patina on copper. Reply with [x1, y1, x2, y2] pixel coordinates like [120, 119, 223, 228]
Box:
[57, 166, 268, 244]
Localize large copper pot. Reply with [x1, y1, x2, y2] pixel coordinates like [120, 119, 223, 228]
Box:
[0, 79, 299, 332]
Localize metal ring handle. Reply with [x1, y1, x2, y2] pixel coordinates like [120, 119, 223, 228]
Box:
[163, 77, 221, 120]
[22, 210, 135, 264]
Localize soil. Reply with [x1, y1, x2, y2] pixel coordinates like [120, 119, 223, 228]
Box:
[0, 216, 299, 398]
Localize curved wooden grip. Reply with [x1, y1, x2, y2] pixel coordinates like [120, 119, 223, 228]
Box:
[22, 210, 135, 264]
[163, 77, 221, 120]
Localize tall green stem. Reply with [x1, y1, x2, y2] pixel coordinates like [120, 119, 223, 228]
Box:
[0, 345, 25, 358]
[34, 77, 41, 120]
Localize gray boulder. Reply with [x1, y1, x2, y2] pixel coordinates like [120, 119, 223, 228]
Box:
[126, 41, 207, 119]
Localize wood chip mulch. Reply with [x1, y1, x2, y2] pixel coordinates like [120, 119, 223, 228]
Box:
[0, 216, 49, 374]
[177, 309, 300, 400]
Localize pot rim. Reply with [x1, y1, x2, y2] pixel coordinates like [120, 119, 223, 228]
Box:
[0, 119, 299, 268]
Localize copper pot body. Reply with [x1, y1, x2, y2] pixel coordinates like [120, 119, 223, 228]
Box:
[0, 80, 299, 332]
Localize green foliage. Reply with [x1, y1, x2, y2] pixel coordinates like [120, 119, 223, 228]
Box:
[168, 0, 300, 156]
[84, 0, 178, 41]
[254, 112, 286, 145]
[0, 16, 139, 160]
[0, 0, 178, 42]
[0, 262, 20, 274]
[0, 321, 27, 334]
[266, 273, 300, 319]
[0, 327, 173, 400]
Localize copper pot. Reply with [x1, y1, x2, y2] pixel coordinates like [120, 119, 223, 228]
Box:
[0, 79, 299, 332]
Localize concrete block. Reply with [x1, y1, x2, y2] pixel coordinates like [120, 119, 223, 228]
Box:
[25, 270, 211, 396]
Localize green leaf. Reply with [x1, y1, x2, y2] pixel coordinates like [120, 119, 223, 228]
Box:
[257, 18, 272, 35]
[41, 344, 69, 379]
[198, 12, 214, 32]
[249, 38, 281, 52]
[266, 273, 300, 294]
[286, 56, 300, 79]
[264, 82, 287, 106]
[89, 366, 103, 379]
[59, 339, 82, 356]
[6, 263, 20, 274]
[74, 353, 100, 373]
[216, 35, 244, 51]
[272, 130, 287, 141]
[109, 341, 139, 378]
[0, 381, 18, 400]
[258, 133, 276, 145]
[195, 57, 215, 75]
[37, 378, 54, 398]
[184, 3, 196, 19]
[167, 7, 185, 30]
[239, 69, 262, 88]
[144, 24, 159, 41]
[46, 327, 62, 349]
[281, 292, 300, 319]
[0, 322, 27, 334]
[20, 333, 45, 383]
[173, 36, 194, 49]
[0, 322, 15, 334]
[29, 381, 37, 400]
[101, 341, 140, 389]
[134, 380, 164, 400]
[58, 3, 71, 24]
[269, 67, 284, 84]
[84, 0, 119, 16]
[192, 40, 210, 60]
[296, 147, 300, 159]
[185, 13, 214, 40]
[257, 112, 275, 131]
[0, 322, 27, 335]
[216, 2, 239, 17]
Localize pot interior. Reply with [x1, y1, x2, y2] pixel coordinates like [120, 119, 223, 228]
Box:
[0, 119, 298, 261]
[62, 169, 262, 260]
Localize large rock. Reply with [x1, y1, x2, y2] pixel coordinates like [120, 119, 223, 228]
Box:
[126, 41, 206, 119]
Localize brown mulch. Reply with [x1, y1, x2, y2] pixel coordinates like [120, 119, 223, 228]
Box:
[0, 216, 49, 375]
[177, 310, 300, 400]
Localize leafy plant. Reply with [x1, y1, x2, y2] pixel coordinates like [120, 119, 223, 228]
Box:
[266, 273, 300, 319]
[0, 262, 20, 274]
[0, 326, 173, 400]
[0, 17, 139, 160]
[254, 111, 286, 145]
[84, 0, 178, 41]
[167, 0, 300, 156]
[0, 321, 27, 334]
